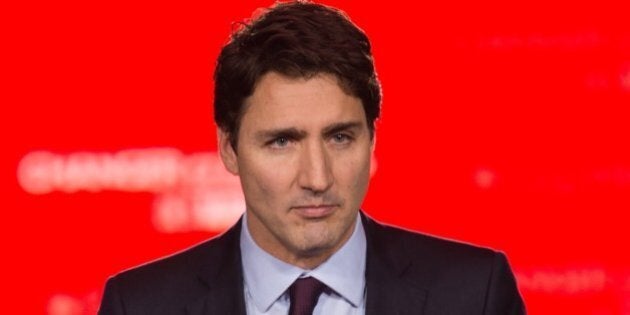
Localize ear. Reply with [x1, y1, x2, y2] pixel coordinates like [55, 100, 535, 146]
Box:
[370, 132, 376, 151]
[217, 128, 239, 175]
[369, 134, 377, 178]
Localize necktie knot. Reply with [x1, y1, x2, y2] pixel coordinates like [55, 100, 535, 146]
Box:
[288, 276, 326, 315]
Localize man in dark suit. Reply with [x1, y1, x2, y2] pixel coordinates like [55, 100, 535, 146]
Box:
[99, 2, 525, 314]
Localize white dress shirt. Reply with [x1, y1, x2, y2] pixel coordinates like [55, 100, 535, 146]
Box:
[240, 213, 367, 315]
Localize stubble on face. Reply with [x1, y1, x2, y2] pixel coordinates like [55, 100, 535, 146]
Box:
[223, 72, 373, 269]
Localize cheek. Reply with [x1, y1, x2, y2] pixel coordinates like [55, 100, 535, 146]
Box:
[334, 150, 372, 189]
[239, 154, 295, 203]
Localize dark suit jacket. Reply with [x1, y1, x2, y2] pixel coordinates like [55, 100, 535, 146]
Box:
[99, 213, 526, 314]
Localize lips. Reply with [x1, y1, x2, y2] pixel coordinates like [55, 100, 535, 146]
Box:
[291, 205, 337, 219]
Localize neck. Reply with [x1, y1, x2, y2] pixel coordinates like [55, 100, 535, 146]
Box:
[244, 212, 357, 270]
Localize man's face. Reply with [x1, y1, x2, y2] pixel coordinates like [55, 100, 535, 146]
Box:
[219, 72, 373, 267]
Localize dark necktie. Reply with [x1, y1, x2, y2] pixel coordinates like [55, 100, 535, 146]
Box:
[288, 276, 326, 315]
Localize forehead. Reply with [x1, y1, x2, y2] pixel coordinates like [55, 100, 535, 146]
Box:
[240, 72, 365, 131]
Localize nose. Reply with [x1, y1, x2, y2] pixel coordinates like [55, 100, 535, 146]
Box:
[297, 141, 333, 194]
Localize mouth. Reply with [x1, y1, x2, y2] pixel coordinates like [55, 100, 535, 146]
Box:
[291, 204, 337, 219]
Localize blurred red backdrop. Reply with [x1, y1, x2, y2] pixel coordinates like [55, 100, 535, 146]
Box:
[2, 1, 630, 314]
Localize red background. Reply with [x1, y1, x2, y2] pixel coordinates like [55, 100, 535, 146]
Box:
[3, 1, 630, 313]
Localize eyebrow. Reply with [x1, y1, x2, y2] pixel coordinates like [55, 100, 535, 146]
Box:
[255, 128, 307, 142]
[254, 121, 365, 142]
[321, 121, 364, 137]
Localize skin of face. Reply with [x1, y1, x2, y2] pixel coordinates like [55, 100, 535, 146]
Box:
[218, 71, 374, 269]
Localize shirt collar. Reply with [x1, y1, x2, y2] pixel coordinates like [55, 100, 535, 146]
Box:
[309, 216, 366, 307]
[240, 212, 367, 312]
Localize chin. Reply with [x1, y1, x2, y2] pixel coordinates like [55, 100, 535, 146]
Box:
[295, 232, 340, 255]
[293, 242, 335, 259]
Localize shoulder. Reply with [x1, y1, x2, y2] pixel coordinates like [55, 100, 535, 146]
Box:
[114, 220, 239, 284]
[99, 222, 242, 314]
[364, 214, 500, 268]
[363, 215, 525, 313]
[109, 236, 219, 288]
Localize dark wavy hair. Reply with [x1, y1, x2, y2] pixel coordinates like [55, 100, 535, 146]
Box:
[214, 1, 381, 149]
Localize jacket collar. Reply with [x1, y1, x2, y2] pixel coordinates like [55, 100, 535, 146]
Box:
[362, 213, 428, 315]
[185, 218, 247, 315]
[185, 212, 427, 315]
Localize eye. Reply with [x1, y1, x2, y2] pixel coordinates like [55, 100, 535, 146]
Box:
[269, 136, 291, 148]
[331, 133, 352, 144]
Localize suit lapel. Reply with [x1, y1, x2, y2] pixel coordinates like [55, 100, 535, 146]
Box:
[186, 219, 247, 315]
[184, 213, 428, 315]
[362, 213, 428, 315]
